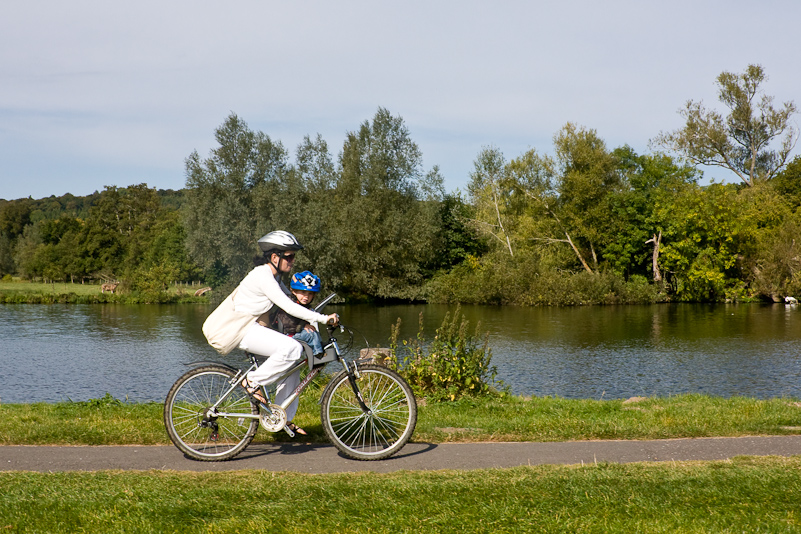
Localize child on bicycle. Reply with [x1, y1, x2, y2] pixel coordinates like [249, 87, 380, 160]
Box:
[265, 270, 325, 356]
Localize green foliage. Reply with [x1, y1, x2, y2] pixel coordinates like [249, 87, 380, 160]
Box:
[333, 108, 443, 299]
[7, 184, 202, 289]
[426, 252, 663, 306]
[389, 307, 503, 401]
[0, 199, 32, 239]
[748, 207, 801, 299]
[71, 392, 125, 407]
[425, 194, 488, 274]
[3, 87, 801, 306]
[656, 183, 743, 301]
[772, 155, 801, 210]
[184, 113, 289, 285]
[602, 148, 699, 279]
[654, 182, 795, 301]
[467, 146, 516, 257]
[183, 108, 445, 301]
[655, 64, 798, 187]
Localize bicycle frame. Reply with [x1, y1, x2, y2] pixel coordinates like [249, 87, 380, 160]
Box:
[165, 291, 417, 461]
[201, 320, 365, 436]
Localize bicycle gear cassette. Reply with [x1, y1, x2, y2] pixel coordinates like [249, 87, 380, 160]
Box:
[259, 404, 287, 432]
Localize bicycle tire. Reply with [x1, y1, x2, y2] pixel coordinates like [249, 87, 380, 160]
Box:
[164, 365, 258, 461]
[320, 364, 417, 460]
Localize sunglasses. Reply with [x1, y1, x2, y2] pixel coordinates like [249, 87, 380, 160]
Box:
[280, 253, 296, 261]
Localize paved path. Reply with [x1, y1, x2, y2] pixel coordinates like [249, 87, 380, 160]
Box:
[3, 436, 801, 473]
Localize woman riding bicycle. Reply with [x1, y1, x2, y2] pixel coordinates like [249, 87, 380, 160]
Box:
[233, 230, 338, 435]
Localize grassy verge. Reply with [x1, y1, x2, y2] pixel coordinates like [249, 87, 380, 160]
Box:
[0, 280, 209, 304]
[2, 394, 800, 446]
[2, 457, 801, 532]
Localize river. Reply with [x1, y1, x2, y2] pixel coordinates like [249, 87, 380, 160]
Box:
[1, 302, 800, 403]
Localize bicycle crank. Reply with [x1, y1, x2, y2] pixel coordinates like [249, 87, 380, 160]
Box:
[259, 404, 288, 432]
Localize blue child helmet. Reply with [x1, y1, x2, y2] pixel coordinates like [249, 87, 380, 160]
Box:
[290, 271, 321, 293]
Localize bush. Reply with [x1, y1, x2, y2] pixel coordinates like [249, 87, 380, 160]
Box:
[389, 306, 504, 401]
[426, 255, 664, 306]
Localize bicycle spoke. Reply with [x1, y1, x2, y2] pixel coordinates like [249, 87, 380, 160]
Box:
[165, 366, 258, 461]
[322, 366, 417, 459]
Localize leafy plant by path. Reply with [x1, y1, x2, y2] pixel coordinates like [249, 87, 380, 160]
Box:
[389, 305, 505, 401]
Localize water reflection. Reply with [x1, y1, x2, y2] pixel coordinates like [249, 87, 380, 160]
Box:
[1, 303, 799, 403]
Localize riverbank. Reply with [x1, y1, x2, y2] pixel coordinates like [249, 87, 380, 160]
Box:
[0, 280, 210, 304]
[3, 394, 801, 446]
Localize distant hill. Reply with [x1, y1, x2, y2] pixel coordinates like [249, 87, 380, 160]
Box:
[0, 188, 187, 224]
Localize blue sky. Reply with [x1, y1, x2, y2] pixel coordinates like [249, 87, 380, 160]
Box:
[2, 0, 799, 200]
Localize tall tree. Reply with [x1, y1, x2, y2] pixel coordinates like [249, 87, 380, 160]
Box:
[335, 108, 441, 299]
[599, 148, 699, 281]
[505, 124, 620, 274]
[269, 134, 339, 288]
[0, 200, 32, 241]
[467, 147, 515, 257]
[655, 64, 798, 187]
[184, 113, 289, 285]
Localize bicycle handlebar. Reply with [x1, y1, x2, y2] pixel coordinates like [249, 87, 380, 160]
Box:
[314, 292, 337, 313]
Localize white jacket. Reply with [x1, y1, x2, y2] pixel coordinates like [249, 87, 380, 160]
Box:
[233, 265, 328, 325]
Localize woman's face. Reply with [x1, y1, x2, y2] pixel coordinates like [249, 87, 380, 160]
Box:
[272, 252, 296, 273]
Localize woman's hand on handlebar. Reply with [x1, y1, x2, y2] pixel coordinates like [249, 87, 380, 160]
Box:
[326, 313, 339, 326]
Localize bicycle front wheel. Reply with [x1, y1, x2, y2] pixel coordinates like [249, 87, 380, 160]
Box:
[164, 365, 258, 461]
[321, 364, 417, 460]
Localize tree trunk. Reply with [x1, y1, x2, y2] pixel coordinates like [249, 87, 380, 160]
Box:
[646, 231, 662, 282]
[565, 231, 594, 274]
[492, 185, 514, 257]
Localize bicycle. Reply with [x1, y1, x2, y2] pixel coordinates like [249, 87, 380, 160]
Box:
[163, 293, 417, 461]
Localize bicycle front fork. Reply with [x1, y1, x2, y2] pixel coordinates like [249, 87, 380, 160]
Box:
[340, 358, 371, 415]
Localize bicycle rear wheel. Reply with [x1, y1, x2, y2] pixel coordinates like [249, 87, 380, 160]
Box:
[321, 364, 417, 460]
[164, 365, 258, 461]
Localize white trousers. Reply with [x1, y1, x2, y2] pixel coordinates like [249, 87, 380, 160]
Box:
[238, 322, 303, 421]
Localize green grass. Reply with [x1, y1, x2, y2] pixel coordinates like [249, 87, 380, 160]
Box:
[0, 279, 103, 296]
[4, 394, 801, 532]
[0, 280, 209, 303]
[2, 393, 800, 446]
[2, 457, 801, 532]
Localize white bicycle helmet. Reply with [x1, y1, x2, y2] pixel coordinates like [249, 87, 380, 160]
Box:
[258, 230, 304, 253]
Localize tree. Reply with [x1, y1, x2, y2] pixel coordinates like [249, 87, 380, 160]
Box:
[0, 200, 32, 240]
[0, 233, 14, 275]
[467, 147, 515, 257]
[505, 124, 621, 274]
[603, 147, 699, 281]
[653, 182, 760, 301]
[426, 194, 488, 273]
[184, 113, 289, 286]
[261, 134, 339, 289]
[552, 123, 622, 271]
[78, 185, 163, 281]
[772, 155, 801, 210]
[14, 223, 44, 280]
[655, 64, 798, 187]
[334, 108, 442, 299]
[130, 211, 202, 293]
[748, 209, 801, 300]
